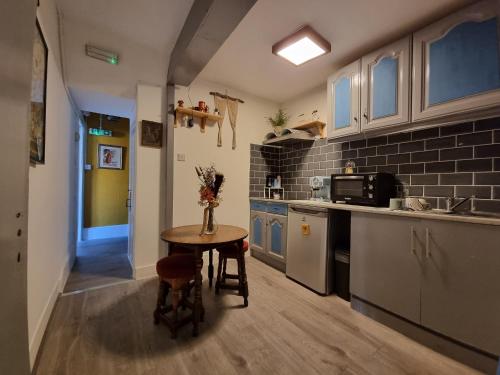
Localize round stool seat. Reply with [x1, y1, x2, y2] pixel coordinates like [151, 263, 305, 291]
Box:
[156, 254, 196, 280]
[217, 240, 249, 256]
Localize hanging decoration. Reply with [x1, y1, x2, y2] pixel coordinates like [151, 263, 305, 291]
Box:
[213, 94, 227, 147]
[210, 91, 244, 150]
[227, 99, 239, 149]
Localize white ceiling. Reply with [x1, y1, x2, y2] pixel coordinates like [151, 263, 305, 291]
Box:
[57, 0, 194, 116]
[198, 0, 474, 104]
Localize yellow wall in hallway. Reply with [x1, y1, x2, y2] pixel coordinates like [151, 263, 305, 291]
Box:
[84, 114, 129, 228]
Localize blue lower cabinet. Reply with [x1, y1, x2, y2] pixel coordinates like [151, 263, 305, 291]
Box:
[249, 201, 288, 269]
[250, 211, 266, 252]
[266, 214, 287, 260]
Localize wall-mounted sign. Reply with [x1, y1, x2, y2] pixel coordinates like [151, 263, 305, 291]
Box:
[89, 128, 112, 136]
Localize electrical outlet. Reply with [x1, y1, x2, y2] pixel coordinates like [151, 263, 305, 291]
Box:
[177, 153, 186, 162]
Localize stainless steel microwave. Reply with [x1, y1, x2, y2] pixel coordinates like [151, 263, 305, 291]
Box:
[330, 173, 396, 207]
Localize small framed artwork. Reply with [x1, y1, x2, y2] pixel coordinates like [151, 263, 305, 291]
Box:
[141, 120, 163, 148]
[98, 144, 124, 170]
[30, 20, 48, 164]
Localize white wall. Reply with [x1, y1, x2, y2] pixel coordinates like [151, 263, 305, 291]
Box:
[173, 79, 279, 230]
[132, 84, 164, 279]
[27, 7, 79, 368]
[281, 84, 328, 126]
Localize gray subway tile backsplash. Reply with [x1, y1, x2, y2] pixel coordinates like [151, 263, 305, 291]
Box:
[249, 118, 500, 212]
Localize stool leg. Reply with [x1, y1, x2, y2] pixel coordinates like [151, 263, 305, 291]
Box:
[154, 280, 167, 325]
[239, 241, 249, 307]
[208, 249, 214, 288]
[171, 288, 180, 339]
[222, 257, 227, 283]
[215, 254, 223, 295]
[237, 256, 243, 296]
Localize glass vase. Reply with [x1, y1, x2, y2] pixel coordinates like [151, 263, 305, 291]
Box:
[200, 204, 217, 235]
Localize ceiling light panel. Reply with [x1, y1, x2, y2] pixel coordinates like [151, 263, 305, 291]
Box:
[272, 25, 331, 66]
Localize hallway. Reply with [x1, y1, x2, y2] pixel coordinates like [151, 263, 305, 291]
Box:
[63, 238, 132, 293]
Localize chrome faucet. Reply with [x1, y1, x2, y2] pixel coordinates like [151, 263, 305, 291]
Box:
[445, 195, 475, 213]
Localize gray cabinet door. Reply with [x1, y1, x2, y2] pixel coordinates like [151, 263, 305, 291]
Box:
[420, 220, 500, 355]
[351, 212, 422, 323]
[266, 213, 287, 262]
[249, 210, 266, 253]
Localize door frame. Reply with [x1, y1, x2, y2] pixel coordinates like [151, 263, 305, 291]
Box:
[0, 0, 36, 373]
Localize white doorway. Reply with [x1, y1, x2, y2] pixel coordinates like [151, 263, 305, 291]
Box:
[67, 111, 136, 293]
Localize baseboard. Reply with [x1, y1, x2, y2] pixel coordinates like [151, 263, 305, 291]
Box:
[82, 224, 128, 240]
[134, 263, 157, 280]
[29, 253, 74, 369]
[127, 252, 135, 279]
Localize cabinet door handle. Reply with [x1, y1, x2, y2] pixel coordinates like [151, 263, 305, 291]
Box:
[410, 226, 416, 255]
[425, 228, 431, 258]
[353, 116, 358, 123]
[363, 112, 368, 119]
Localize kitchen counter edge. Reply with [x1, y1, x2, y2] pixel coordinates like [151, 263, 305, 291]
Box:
[249, 197, 500, 226]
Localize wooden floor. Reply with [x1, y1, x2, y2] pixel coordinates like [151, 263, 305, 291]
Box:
[63, 238, 132, 293]
[36, 255, 479, 375]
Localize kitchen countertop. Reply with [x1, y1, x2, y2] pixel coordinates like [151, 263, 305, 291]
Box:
[249, 197, 500, 226]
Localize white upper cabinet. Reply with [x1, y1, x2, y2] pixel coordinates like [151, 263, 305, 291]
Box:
[412, 0, 500, 121]
[327, 60, 361, 138]
[361, 36, 411, 131]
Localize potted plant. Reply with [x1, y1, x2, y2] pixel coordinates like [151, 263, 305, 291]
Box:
[267, 109, 289, 137]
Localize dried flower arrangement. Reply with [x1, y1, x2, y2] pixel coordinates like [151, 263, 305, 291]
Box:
[195, 165, 225, 234]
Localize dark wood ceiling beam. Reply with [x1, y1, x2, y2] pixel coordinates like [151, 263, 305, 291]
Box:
[167, 0, 257, 86]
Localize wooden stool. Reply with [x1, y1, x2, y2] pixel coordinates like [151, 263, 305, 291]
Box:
[215, 240, 249, 307]
[154, 254, 202, 338]
[170, 244, 215, 288]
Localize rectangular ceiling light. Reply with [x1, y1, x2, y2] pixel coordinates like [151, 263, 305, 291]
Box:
[85, 44, 119, 65]
[272, 25, 331, 66]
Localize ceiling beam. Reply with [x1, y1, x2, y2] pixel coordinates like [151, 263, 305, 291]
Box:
[167, 0, 257, 86]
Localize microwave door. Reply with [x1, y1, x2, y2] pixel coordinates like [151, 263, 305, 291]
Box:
[333, 176, 365, 201]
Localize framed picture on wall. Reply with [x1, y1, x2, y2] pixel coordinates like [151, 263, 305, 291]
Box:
[141, 120, 163, 148]
[29, 20, 48, 164]
[98, 144, 124, 169]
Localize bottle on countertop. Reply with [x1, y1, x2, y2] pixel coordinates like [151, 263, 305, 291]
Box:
[275, 175, 281, 189]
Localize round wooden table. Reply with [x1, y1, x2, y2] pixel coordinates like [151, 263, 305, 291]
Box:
[160, 224, 248, 336]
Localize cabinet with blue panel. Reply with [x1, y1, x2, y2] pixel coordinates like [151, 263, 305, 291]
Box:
[249, 200, 288, 272]
[413, 0, 500, 121]
[361, 36, 411, 131]
[249, 210, 266, 253]
[266, 213, 287, 262]
[327, 60, 361, 138]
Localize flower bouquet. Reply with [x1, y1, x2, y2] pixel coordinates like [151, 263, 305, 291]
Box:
[195, 165, 225, 235]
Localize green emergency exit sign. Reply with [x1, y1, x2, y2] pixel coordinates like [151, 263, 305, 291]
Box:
[88, 128, 112, 136]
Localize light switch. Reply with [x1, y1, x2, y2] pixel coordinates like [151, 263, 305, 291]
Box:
[177, 153, 186, 161]
[84, 164, 92, 171]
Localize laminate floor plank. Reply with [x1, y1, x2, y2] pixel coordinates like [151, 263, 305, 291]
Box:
[64, 238, 132, 293]
[35, 254, 479, 375]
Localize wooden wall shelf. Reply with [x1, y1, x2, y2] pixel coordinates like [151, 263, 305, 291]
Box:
[174, 106, 223, 132]
[292, 120, 326, 138]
